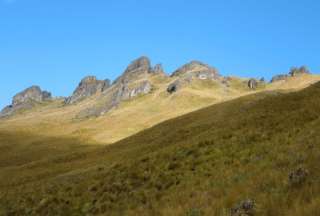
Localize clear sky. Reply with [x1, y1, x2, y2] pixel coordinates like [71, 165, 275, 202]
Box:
[0, 0, 319, 109]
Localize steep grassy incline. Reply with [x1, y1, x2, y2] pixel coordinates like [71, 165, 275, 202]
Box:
[1, 82, 320, 215]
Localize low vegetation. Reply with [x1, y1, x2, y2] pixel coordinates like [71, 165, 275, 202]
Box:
[1, 82, 320, 215]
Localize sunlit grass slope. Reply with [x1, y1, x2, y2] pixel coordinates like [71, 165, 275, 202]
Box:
[0, 74, 319, 145]
[1, 81, 320, 215]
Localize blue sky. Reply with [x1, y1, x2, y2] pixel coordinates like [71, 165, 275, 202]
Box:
[0, 0, 319, 108]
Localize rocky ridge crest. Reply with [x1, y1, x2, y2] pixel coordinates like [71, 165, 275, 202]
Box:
[0, 86, 52, 117]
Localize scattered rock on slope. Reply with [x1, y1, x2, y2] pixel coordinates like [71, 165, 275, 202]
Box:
[0, 86, 52, 117]
[65, 76, 110, 104]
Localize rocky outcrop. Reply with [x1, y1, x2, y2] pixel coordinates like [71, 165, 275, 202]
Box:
[171, 61, 219, 79]
[65, 76, 110, 104]
[166, 61, 220, 93]
[289, 66, 310, 77]
[76, 57, 155, 118]
[0, 86, 52, 117]
[121, 81, 152, 100]
[113, 56, 152, 85]
[271, 66, 311, 83]
[12, 86, 51, 106]
[111, 57, 154, 100]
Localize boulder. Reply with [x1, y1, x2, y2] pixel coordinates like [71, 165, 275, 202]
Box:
[167, 80, 181, 94]
[248, 79, 258, 90]
[65, 76, 110, 104]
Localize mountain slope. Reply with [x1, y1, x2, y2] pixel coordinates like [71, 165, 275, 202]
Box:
[0, 70, 319, 144]
[1, 81, 320, 215]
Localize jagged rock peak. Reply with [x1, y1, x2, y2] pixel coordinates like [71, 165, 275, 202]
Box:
[113, 56, 153, 86]
[124, 56, 151, 74]
[12, 85, 52, 106]
[65, 76, 110, 104]
[0, 85, 52, 117]
[171, 60, 219, 78]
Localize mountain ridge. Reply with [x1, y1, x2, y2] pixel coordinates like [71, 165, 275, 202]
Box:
[0, 57, 318, 144]
[1, 56, 313, 118]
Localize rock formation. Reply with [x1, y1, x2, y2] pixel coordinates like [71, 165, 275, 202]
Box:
[65, 76, 110, 104]
[167, 61, 220, 93]
[76, 56, 155, 118]
[0, 86, 52, 117]
[171, 61, 219, 79]
[271, 66, 311, 83]
[289, 66, 310, 77]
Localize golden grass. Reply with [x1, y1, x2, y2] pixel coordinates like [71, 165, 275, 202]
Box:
[0, 74, 319, 145]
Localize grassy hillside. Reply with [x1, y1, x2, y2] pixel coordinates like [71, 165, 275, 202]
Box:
[1, 81, 320, 215]
[0, 74, 319, 145]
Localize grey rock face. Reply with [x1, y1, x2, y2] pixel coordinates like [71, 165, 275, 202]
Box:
[271, 66, 311, 83]
[76, 57, 155, 118]
[289, 66, 310, 77]
[248, 79, 258, 89]
[0, 86, 52, 117]
[166, 61, 219, 93]
[65, 76, 110, 104]
[123, 81, 152, 100]
[12, 86, 51, 106]
[171, 61, 219, 80]
[113, 56, 152, 85]
[124, 56, 151, 74]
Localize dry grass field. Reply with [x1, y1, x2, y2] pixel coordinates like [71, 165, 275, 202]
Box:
[1, 78, 320, 215]
[1, 74, 319, 145]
